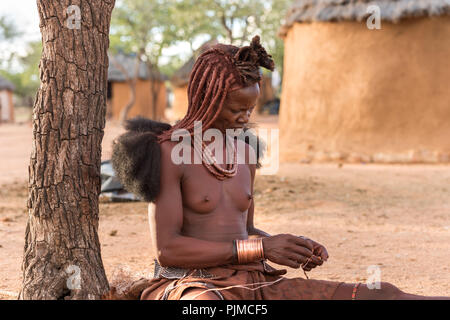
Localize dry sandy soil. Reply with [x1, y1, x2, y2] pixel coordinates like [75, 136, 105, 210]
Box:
[0, 118, 449, 299]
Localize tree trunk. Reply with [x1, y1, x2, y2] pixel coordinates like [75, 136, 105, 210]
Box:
[119, 82, 137, 124]
[111, 53, 141, 125]
[150, 72, 160, 120]
[145, 58, 162, 121]
[20, 0, 115, 300]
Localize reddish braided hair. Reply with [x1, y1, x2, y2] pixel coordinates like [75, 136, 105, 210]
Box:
[158, 35, 275, 143]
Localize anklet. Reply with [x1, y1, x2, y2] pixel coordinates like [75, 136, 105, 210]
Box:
[352, 283, 361, 300]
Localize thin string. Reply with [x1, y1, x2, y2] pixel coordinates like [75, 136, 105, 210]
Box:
[187, 277, 285, 300]
[302, 256, 313, 279]
[301, 255, 321, 280]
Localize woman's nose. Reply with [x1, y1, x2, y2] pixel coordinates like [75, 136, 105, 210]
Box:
[239, 114, 249, 124]
[239, 111, 251, 123]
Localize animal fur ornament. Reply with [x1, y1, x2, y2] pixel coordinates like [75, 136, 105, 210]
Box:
[111, 117, 265, 203]
[111, 117, 171, 203]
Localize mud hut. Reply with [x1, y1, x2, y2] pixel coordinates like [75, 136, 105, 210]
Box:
[278, 0, 450, 163]
[0, 76, 15, 123]
[107, 53, 167, 121]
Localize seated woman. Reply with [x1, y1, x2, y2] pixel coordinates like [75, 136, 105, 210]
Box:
[109, 36, 448, 300]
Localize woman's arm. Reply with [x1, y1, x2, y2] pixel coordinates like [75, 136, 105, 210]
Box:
[247, 200, 271, 238]
[246, 162, 271, 238]
[149, 141, 235, 269]
[244, 160, 325, 270]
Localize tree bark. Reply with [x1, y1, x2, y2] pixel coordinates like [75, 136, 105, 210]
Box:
[20, 0, 115, 300]
[148, 63, 161, 120]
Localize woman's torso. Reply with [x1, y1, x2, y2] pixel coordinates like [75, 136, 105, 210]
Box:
[166, 139, 253, 242]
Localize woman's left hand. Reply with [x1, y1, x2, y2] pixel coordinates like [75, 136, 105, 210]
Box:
[299, 236, 329, 271]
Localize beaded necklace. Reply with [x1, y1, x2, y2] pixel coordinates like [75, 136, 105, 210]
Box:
[192, 135, 238, 180]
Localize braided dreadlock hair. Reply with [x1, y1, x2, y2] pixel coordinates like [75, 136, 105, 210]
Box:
[158, 35, 275, 142]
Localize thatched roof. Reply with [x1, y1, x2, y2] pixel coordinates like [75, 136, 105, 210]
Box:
[0, 75, 15, 91]
[108, 53, 167, 82]
[279, 0, 450, 36]
[171, 39, 218, 88]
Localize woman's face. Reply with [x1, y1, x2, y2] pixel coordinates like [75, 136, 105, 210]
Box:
[213, 82, 260, 132]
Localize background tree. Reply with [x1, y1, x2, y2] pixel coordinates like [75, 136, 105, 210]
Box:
[0, 16, 22, 41]
[165, 0, 222, 54]
[0, 41, 42, 109]
[20, 0, 115, 300]
[205, 0, 290, 75]
[0, 15, 41, 112]
[110, 0, 178, 120]
[0, 15, 23, 65]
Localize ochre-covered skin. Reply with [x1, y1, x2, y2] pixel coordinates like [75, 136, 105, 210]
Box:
[149, 83, 265, 270]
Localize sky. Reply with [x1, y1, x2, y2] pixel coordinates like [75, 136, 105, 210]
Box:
[0, 0, 41, 43]
[0, 0, 40, 69]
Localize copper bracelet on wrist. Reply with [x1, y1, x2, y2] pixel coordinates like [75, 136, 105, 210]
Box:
[234, 238, 265, 264]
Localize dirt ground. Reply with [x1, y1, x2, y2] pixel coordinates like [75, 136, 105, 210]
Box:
[0, 118, 449, 299]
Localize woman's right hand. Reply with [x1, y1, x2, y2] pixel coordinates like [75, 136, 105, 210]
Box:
[262, 234, 323, 269]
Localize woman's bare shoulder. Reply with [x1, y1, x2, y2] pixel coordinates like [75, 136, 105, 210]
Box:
[160, 140, 177, 152]
[159, 140, 184, 176]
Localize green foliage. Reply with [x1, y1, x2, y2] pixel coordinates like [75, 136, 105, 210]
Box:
[0, 41, 41, 103]
[110, 0, 178, 66]
[0, 16, 23, 41]
[110, 0, 290, 77]
[197, 0, 290, 74]
[0, 15, 40, 105]
[165, 0, 222, 52]
[158, 55, 186, 79]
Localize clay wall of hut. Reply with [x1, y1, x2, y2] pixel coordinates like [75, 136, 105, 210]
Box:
[171, 85, 189, 120]
[108, 79, 167, 121]
[279, 14, 450, 163]
[0, 89, 14, 123]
